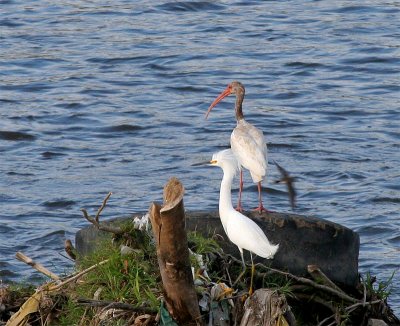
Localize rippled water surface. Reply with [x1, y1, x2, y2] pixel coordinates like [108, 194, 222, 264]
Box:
[1, 0, 399, 313]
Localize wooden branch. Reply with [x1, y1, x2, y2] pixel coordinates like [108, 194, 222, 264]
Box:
[149, 177, 202, 326]
[294, 293, 337, 314]
[362, 280, 367, 306]
[15, 252, 59, 280]
[76, 298, 157, 314]
[6, 259, 110, 325]
[307, 265, 346, 295]
[95, 192, 112, 223]
[265, 266, 358, 303]
[48, 259, 110, 291]
[345, 299, 383, 313]
[80, 192, 124, 235]
[226, 253, 358, 304]
[317, 314, 336, 326]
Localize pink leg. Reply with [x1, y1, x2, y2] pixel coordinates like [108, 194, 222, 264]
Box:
[236, 169, 243, 212]
[253, 181, 268, 213]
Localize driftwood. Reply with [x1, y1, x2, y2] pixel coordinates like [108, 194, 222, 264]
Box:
[15, 252, 60, 281]
[240, 289, 296, 326]
[149, 177, 202, 326]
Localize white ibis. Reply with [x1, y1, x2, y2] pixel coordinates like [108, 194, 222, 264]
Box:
[208, 149, 278, 293]
[206, 81, 268, 212]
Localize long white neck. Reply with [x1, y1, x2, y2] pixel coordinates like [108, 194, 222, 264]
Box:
[219, 168, 236, 225]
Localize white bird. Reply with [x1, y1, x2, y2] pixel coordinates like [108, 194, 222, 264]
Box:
[206, 81, 268, 213]
[209, 149, 279, 293]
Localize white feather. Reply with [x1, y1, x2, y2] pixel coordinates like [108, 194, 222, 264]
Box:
[231, 119, 267, 183]
[210, 149, 278, 260]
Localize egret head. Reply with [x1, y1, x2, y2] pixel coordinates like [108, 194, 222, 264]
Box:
[209, 149, 240, 174]
[205, 81, 245, 119]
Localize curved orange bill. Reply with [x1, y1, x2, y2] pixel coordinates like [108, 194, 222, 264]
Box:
[205, 86, 231, 119]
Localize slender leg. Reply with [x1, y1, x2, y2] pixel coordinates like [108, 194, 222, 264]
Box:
[236, 169, 244, 212]
[234, 249, 246, 286]
[249, 252, 255, 295]
[253, 181, 267, 213]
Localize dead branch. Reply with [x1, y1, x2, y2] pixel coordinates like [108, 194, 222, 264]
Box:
[317, 314, 337, 326]
[226, 253, 358, 304]
[15, 252, 59, 280]
[294, 293, 337, 314]
[76, 298, 157, 314]
[49, 259, 110, 292]
[80, 192, 124, 235]
[307, 265, 346, 295]
[345, 299, 384, 313]
[5, 259, 110, 326]
[95, 192, 112, 223]
[259, 265, 358, 304]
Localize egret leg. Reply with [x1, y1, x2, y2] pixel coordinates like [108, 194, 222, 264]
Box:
[249, 252, 255, 295]
[236, 169, 244, 212]
[253, 181, 267, 213]
[233, 249, 246, 286]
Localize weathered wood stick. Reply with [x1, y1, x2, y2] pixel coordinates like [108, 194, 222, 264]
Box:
[225, 253, 358, 304]
[81, 207, 124, 235]
[149, 177, 202, 326]
[80, 192, 124, 235]
[95, 192, 112, 223]
[15, 252, 60, 280]
[265, 265, 357, 303]
[48, 259, 110, 291]
[307, 264, 346, 295]
[76, 298, 157, 314]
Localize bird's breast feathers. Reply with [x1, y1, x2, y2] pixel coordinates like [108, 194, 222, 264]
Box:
[224, 212, 276, 257]
[231, 124, 267, 181]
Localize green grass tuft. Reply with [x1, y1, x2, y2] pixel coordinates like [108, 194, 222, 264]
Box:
[364, 270, 395, 300]
[187, 231, 221, 255]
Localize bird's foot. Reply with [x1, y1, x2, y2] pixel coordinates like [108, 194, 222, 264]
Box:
[215, 283, 235, 300]
[240, 292, 249, 303]
[252, 205, 269, 214]
[248, 286, 254, 296]
[235, 205, 243, 212]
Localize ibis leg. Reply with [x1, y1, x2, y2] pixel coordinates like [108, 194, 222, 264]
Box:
[253, 181, 267, 213]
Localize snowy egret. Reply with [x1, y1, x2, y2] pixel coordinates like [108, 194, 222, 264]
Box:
[206, 81, 268, 213]
[209, 149, 279, 293]
[274, 160, 297, 210]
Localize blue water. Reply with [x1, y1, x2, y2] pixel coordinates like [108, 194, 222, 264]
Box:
[1, 0, 399, 313]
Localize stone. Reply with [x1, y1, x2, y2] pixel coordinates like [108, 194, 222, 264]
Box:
[368, 319, 388, 326]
